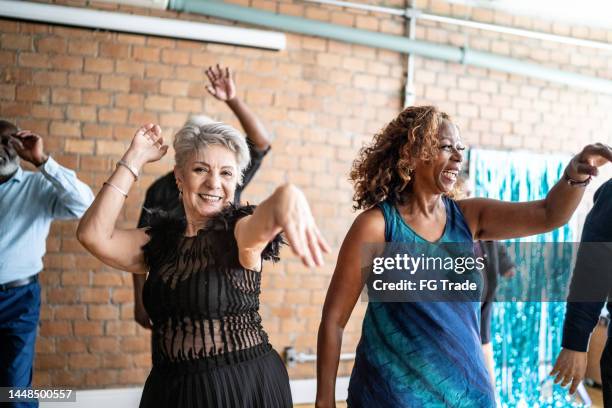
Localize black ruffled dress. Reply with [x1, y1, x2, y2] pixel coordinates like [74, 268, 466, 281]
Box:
[139, 205, 292, 408]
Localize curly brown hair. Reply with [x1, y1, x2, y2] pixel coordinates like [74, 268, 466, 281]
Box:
[350, 105, 451, 210]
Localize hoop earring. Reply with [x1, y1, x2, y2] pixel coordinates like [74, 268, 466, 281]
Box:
[178, 189, 183, 200]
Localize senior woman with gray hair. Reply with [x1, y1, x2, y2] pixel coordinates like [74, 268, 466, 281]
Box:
[77, 122, 329, 408]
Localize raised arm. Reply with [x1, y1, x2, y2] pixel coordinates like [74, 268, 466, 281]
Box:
[458, 143, 612, 240]
[76, 124, 169, 273]
[11, 130, 94, 219]
[315, 209, 385, 408]
[205, 64, 271, 151]
[234, 184, 330, 270]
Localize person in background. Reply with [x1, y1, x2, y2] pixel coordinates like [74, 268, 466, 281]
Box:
[0, 120, 94, 407]
[132, 64, 271, 329]
[551, 180, 612, 403]
[456, 175, 516, 390]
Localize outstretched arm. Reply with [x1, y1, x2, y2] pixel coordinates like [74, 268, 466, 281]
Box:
[77, 124, 169, 273]
[206, 64, 271, 151]
[458, 143, 612, 240]
[234, 184, 330, 270]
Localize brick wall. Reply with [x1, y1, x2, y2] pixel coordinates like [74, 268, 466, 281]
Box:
[1, 0, 612, 388]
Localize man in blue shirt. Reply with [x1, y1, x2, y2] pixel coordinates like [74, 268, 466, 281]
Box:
[0, 120, 94, 406]
[551, 180, 612, 404]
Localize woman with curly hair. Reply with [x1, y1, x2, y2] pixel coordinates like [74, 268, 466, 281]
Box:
[315, 105, 612, 407]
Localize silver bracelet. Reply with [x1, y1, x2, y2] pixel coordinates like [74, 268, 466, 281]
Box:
[103, 181, 128, 198]
[117, 160, 139, 180]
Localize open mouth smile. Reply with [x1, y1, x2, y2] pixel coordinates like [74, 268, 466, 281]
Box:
[198, 193, 223, 202]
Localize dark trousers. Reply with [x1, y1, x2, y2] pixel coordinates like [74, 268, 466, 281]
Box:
[0, 280, 40, 408]
[602, 337, 612, 408]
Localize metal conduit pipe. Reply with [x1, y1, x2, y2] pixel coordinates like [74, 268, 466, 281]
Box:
[302, 0, 612, 52]
[168, 0, 612, 95]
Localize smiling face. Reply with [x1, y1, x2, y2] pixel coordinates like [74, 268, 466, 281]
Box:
[413, 120, 464, 194]
[175, 144, 239, 223]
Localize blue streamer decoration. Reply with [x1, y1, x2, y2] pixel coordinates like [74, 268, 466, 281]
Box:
[470, 149, 580, 407]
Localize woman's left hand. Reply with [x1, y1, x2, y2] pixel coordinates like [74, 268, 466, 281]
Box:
[273, 184, 331, 267]
[566, 143, 612, 181]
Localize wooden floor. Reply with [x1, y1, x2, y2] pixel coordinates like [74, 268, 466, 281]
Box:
[295, 387, 603, 408]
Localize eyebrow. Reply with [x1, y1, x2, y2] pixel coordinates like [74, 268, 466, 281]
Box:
[193, 161, 236, 169]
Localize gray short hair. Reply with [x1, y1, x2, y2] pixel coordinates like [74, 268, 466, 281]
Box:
[173, 118, 250, 184]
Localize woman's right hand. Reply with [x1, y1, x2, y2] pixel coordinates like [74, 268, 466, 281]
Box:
[124, 123, 169, 168]
[273, 184, 331, 267]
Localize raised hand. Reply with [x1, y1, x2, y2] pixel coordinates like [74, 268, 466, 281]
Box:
[567, 143, 612, 181]
[125, 124, 169, 168]
[10, 130, 48, 166]
[273, 185, 331, 267]
[205, 64, 236, 102]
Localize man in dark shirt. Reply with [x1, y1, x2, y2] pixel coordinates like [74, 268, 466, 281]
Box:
[551, 180, 612, 403]
[132, 65, 271, 329]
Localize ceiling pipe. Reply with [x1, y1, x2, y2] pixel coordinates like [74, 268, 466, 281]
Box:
[168, 0, 612, 95]
[301, 0, 612, 52]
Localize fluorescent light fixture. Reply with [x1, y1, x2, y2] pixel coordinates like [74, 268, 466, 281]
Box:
[0, 0, 286, 50]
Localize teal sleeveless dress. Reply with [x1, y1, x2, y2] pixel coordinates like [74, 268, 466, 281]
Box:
[347, 197, 495, 408]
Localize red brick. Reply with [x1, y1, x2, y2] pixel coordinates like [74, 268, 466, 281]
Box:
[0, 50, 16, 66]
[144, 95, 173, 111]
[160, 80, 190, 96]
[84, 57, 114, 73]
[32, 71, 67, 86]
[82, 90, 111, 106]
[80, 156, 109, 172]
[111, 288, 133, 303]
[16, 85, 49, 103]
[39, 320, 71, 336]
[74, 321, 103, 336]
[89, 337, 119, 352]
[19, 52, 50, 69]
[68, 39, 98, 56]
[116, 60, 144, 76]
[31, 104, 63, 120]
[50, 55, 83, 71]
[145, 63, 174, 79]
[133, 46, 160, 62]
[68, 73, 99, 89]
[0, 84, 14, 100]
[88, 305, 119, 320]
[2, 33, 32, 50]
[99, 108, 127, 124]
[128, 111, 158, 126]
[100, 74, 130, 92]
[115, 93, 143, 108]
[100, 42, 130, 58]
[36, 37, 67, 53]
[174, 97, 202, 112]
[80, 287, 110, 303]
[96, 140, 126, 155]
[67, 105, 97, 121]
[83, 123, 113, 139]
[36, 354, 66, 370]
[161, 49, 189, 65]
[65, 139, 94, 154]
[50, 121, 81, 137]
[130, 78, 158, 93]
[55, 305, 86, 319]
[56, 338, 87, 353]
[69, 353, 99, 369]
